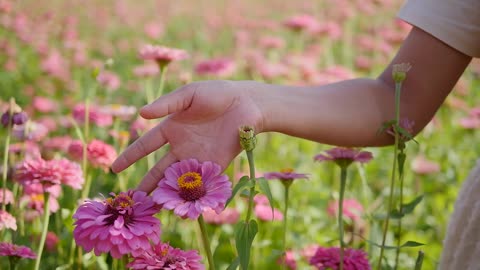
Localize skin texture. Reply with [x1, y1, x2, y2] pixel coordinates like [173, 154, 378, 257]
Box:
[111, 26, 472, 193]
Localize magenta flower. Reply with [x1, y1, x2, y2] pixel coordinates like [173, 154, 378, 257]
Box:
[203, 207, 240, 225]
[264, 168, 309, 185]
[0, 210, 17, 231]
[73, 190, 161, 258]
[0, 242, 36, 259]
[152, 159, 232, 220]
[128, 242, 205, 270]
[138, 44, 188, 66]
[314, 147, 373, 168]
[15, 157, 84, 191]
[194, 58, 236, 77]
[309, 247, 371, 270]
[327, 199, 364, 221]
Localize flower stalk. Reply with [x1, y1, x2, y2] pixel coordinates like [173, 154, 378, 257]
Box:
[34, 192, 51, 270]
[338, 166, 348, 270]
[198, 215, 215, 270]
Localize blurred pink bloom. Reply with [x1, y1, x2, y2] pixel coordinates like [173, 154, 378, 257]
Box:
[9, 141, 41, 159]
[133, 63, 159, 77]
[128, 242, 204, 270]
[355, 56, 373, 71]
[41, 50, 70, 81]
[257, 61, 290, 80]
[21, 193, 60, 214]
[194, 58, 236, 77]
[0, 0, 12, 13]
[67, 140, 83, 161]
[72, 103, 113, 127]
[264, 169, 309, 182]
[100, 104, 137, 120]
[4, 58, 16, 71]
[253, 194, 269, 205]
[301, 244, 321, 261]
[0, 242, 36, 259]
[459, 117, 480, 129]
[73, 190, 162, 258]
[327, 199, 364, 221]
[411, 155, 440, 175]
[314, 148, 373, 168]
[0, 188, 14, 205]
[153, 159, 232, 220]
[138, 44, 188, 66]
[33, 96, 58, 113]
[97, 71, 121, 91]
[309, 247, 371, 270]
[45, 232, 59, 252]
[15, 157, 84, 191]
[24, 183, 61, 198]
[255, 204, 283, 221]
[311, 21, 342, 40]
[259, 36, 285, 50]
[143, 22, 164, 39]
[283, 14, 319, 32]
[0, 210, 17, 231]
[12, 122, 49, 141]
[203, 207, 240, 225]
[277, 250, 297, 270]
[68, 139, 117, 171]
[43, 136, 73, 152]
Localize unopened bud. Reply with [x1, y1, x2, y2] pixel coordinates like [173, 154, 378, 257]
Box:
[392, 63, 412, 83]
[1, 99, 28, 128]
[239, 125, 256, 151]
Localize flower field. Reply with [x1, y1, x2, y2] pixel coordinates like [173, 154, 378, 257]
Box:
[1, 0, 480, 269]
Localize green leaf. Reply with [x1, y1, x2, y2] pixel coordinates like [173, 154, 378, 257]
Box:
[398, 152, 406, 175]
[225, 176, 251, 208]
[377, 119, 397, 135]
[235, 220, 258, 270]
[366, 239, 424, 250]
[226, 257, 240, 270]
[257, 177, 275, 218]
[401, 195, 424, 216]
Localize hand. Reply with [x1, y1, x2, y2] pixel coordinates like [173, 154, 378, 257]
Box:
[111, 80, 264, 193]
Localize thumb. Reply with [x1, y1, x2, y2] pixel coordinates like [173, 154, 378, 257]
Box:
[140, 85, 194, 119]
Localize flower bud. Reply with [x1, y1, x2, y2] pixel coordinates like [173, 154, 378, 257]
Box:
[239, 125, 256, 151]
[12, 111, 28, 125]
[392, 63, 411, 83]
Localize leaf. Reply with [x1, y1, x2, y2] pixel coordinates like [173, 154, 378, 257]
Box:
[226, 257, 240, 270]
[225, 176, 251, 208]
[257, 177, 275, 218]
[398, 152, 406, 175]
[235, 220, 258, 270]
[377, 119, 397, 135]
[401, 195, 424, 216]
[366, 239, 424, 250]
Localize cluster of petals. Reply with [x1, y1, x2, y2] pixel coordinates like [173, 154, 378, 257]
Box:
[15, 157, 84, 191]
[32, 96, 58, 113]
[253, 194, 283, 221]
[0, 188, 14, 205]
[100, 104, 137, 120]
[314, 147, 373, 167]
[128, 242, 205, 270]
[277, 250, 297, 270]
[96, 70, 121, 91]
[202, 207, 240, 225]
[309, 247, 371, 270]
[194, 58, 236, 77]
[0, 210, 17, 231]
[138, 44, 188, 65]
[264, 169, 309, 182]
[411, 155, 440, 175]
[0, 242, 36, 259]
[12, 121, 49, 141]
[327, 199, 364, 221]
[73, 190, 162, 258]
[68, 139, 117, 171]
[72, 103, 113, 127]
[152, 158, 232, 220]
[283, 14, 319, 32]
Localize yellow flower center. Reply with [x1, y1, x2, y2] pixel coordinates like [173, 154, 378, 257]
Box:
[281, 168, 294, 173]
[177, 172, 206, 201]
[106, 194, 134, 208]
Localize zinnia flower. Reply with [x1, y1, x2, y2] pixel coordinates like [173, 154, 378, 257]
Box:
[68, 139, 117, 171]
[73, 190, 162, 258]
[283, 14, 319, 32]
[138, 44, 188, 67]
[255, 204, 283, 221]
[264, 168, 309, 187]
[15, 157, 84, 191]
[72, 103, 113, 127]
[411, 155, 440, 175]
[327, 199, 364, 221]
[0, 210, 17, 231]
[0, 188, 14, 205]
[277, 250, 297, 270]
[0, 242, 36, 259]
[309, 247, 371, 270]
[314, 148, 373, 168]
[194, 58, 236, 77]
[152, 159, 232, 220]
[202, 208, 240, 225]
[127, 242, 205, 270]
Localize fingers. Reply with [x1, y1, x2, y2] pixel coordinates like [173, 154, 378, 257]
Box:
[137, 152, 177, 194]
[111, 125, 167, 173]
[140, 84, 195, 119]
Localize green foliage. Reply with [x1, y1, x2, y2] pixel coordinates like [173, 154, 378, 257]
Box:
[235, 220, 258, 270]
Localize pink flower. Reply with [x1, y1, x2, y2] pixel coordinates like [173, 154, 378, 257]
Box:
[33, 96, 58, 113]
[152, 159, 232, 220]
[0, 188, 14, 205]
[73, 190, 162, 258]
[309, 247, 371, 270]
[128, 242, 205, 270]
[41, 232, 59, 252]
[133, 63, 159, 77]
[0, 210, 17, 231]
[21, 193, 60, 215]
[258, 36, 285, 50]
[386, 118, 415, 141]
[96, 71, 121, 91]
[194, 58, 236, 77]
[143, 22, 164, 39]
[100, 104, 137, 120]
[278, 250, 297, 270]
[72, 103, 113, 127]
[283, 14, 319, 32]
[411, 155, 440, 175]
[314, 148, 373, 168]
[9, 141, 41, 159]
[12, 122, 49, 141]
[23, 183, 61, 198]
[202, 208, 240, 225]
[41, 50, 70, 81]
[327, 199, 364, 221]
[15, 157, 84, 191]
[0, 242, 36, 259]
[138, 44, 188, 66]
[254, 194, 269, 205]
[86, 139, 117, 171]
[43, 136, 73, 152]
[264, 168, 309, 182]
[255, 204, 283, 221]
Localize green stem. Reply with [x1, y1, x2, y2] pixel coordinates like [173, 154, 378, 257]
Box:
[2, 127, 11, 212]
[81, 173, 92, 199]
[198, 215, 215, 270]
[282, 184, 291, 270]
[34, 192, 51, 270]
[394, 150, 405, 270]
[338, 167, 348, 270]
[157, 65, 168, 98]
[245, 150, 256, 222]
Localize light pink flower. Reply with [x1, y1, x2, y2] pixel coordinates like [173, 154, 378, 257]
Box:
[73, 190, 162, 258]
[33, 96, 58, 113]
[194, 58, 236, 77]
[202, 208, 240, 225]
[0, 188, 14, 205]
[264, 169, 309, 183]
[283, 14, 319, 32]
[86, 139, 117, 171]
[23, 183, 62, 198]
[15, 157, 84, 191]
[133, 63, 159, 77]
[259, 36, 285, 50]
[21, 193, 60, 215]
[143, 22, 164, 39]
[314, 148, 373, 168]
[152, 159, 232, 220]
[128, 242, 204, 270]
[0, 242, 36, 259]
[72, 103, 113, 127]
[100, 104, 137, 120]
[41, 50, 70, 81]
[254, 194, 269, 205]
[309, 247, 371, 270]
[138, 44, 188, 66]
[0, 210, 17, 231]
[96, 71, 121, 91]
[9, 141, 41, 159]
[411, 155, 440, 175]
[43, 136, 73, 152]
[327, 199, 364, 221]
[12, 122, 49, 141]
[277, 250, 297, 270]
[255, 204, 283, 221]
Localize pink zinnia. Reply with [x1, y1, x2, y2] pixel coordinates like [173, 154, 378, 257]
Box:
[15, 157, 84, 191]
[194, 58, 236, 77]
[327, 199, 364, 221]
[72, 103, 113, 127]
[0, 210, 17, 231]
[133, 63, 159, 77]
[0, 188, 14, 205]
[283, 14, 319, 32]
[21, 193, 60, 215]
[0, 242, 36, 259]
[128, 242, 205, 270]
[264, 168, 309, 185]
[255, 204, 283, 221]
[73, 190, 162, 258]
[314, 147, 373, 168]
[86, 139, 117, 171]
[152, 159, 232, 220]
[33, 96, 58, 113]
[309, 247, 371, 270]
[203, 207, 240, 225]
[42, 136, 73, 152]
[411, 155, 440, 175]
[138, 44, 188, 66]
[278, 250, 297, 270]
[96, 70, 121, 91]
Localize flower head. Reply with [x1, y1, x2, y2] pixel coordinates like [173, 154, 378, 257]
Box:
[0, 242, 36, 259]
[255, 204, 283, 221]
[327, 199, 364, 221]
[283, 14, 319, 32]
[411, 155, 440, 175]
[194, 58, 236, 77]
[73, 190, 162, 258]
[152, 159, 232, 220]
[68, 139, 117, 171]
[264, 168, 309, 188]
[309, 247, 371, 270]
[1, 101, 28, 128]
[203, 207, 240, 225]
[72, 103, 113, 127]
[138, 44, 188, 67]
[127, 242, 205, 270]
[0, 210, 17, 231]
[314, 148, 373, 168]
[386, 118, 415, 142]
[239, 125, 256, 151]
[0, 188, 14, 205]
[277, 250, 297, 270]
[392, 63, 411, 83]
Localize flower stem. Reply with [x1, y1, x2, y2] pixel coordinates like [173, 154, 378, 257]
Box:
[282, 184, 291, 270]
[338, 167, 348, 270]
[34, 192, 51, 270]
[394, 149, 406, 270]
[198, 215, 216, 270]
[156, 65, 168, 98]
[1, 126, 11, 212]
[245, 150, 256, 222]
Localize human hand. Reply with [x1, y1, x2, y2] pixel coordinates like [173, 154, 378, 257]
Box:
[111, 80, 264, 193]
